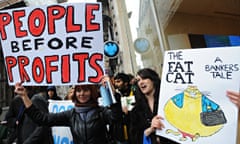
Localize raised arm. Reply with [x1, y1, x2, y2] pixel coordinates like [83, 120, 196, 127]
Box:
[101, 75, 116, 95]
[14, 82, 32, 108]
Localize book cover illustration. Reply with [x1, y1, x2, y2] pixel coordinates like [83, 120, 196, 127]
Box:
[164, 86, 226, 142]
[156, 47, 240, 144]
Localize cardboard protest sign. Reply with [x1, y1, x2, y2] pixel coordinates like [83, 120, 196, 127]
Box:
[48, 100, 74, 144]
[157, 47, 240, 144]
[0, 2, 104, 85]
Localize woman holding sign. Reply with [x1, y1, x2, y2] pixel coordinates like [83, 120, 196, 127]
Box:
[14, 77, 122, 144]
[128, 68, 179, 144]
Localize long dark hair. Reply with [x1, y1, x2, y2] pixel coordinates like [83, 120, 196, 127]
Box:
[72, 84, 99, 107]
[135, 68, 161, 115]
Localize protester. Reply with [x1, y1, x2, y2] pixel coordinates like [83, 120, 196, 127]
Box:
[46, 86, 62, 100]
[4, 95, 24, 144]
[20, 90, 54, 144]
[14, 77, 122, 144]
[5, 86, 53, 144]
[114, 73, 132, 97]
[64, 86, 75, 100]
[128, 68, 179, 144]
[108, 73, 135, 144]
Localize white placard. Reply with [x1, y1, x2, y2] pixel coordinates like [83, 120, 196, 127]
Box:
[0, 2, 104, 86]
[157, 47, 240, 144]
[48, 100, 74, 144]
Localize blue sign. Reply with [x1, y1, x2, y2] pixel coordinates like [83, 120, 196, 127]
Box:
[104, 41, 119, 58]
[134, 38, 150, 53]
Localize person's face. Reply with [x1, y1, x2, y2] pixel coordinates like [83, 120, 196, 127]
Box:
[48, 90, 54, 98]
[75, 88, 91, 103]
[114, 79, 125, 90]
[136, 75, 155, 95]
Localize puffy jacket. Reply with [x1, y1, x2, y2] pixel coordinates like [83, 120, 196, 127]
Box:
[25, 103, 121, 144]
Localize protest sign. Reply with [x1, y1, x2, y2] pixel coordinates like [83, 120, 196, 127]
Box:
[157, 47, 240, 144]
[99, 81, 116, 107]
[120, 96, 135, 111]
[0, 2, 104, 85]
[48, 100, 74, 144]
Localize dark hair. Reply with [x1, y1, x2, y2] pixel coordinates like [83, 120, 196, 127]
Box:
[128, 73, 134, 80]
[72, 84, 99, 107]
[47, 86, 56, 91]
[135, 68, 161, 115]
[136, 68, 160, 87]
[114, 73, 130, 83]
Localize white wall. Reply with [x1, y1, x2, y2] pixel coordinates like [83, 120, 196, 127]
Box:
[168, 34, 191, 50]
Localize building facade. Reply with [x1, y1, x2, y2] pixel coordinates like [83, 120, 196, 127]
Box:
[102, 0, 138, 75]
[1, 0, 240, 108]
[136, 0, 240, 75]
[0, 0, 137, 107]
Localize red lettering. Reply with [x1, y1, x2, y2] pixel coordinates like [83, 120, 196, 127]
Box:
[28, 8, 46, 36]
[45, 55, 59, 83]
[5, 56, 17, 82]
[88, 53, 103, 83]
[0, 13, 11, 40]
[5, 53, 104, 84]
[32, 57, 44, 83]
[86, 4, 100, 32]
[61, 55, 70, 83]
[13, 10, 27, 38]
[73, 53, 89, 82]
[18, 56, 30, 82]
[66, 6, 81, 33]
[47, 5, 66, 34]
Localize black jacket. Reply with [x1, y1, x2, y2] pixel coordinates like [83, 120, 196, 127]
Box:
[128, 88, 179, 144]
[25, 103, 121, 144]
[5, 94, 53, 144]
[5, 96, 24, 144]
[20, 94, 53, 144]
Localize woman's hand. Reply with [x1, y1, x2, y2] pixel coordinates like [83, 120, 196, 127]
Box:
[227, 90, 240, 108]
[100, 75, 116, 95]
[100, 75, 111, 87]
[151, 115, 165, 130]
[144, 115, 164, 136]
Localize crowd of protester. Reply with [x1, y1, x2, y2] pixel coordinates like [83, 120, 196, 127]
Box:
[0, 68, 239, 144]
